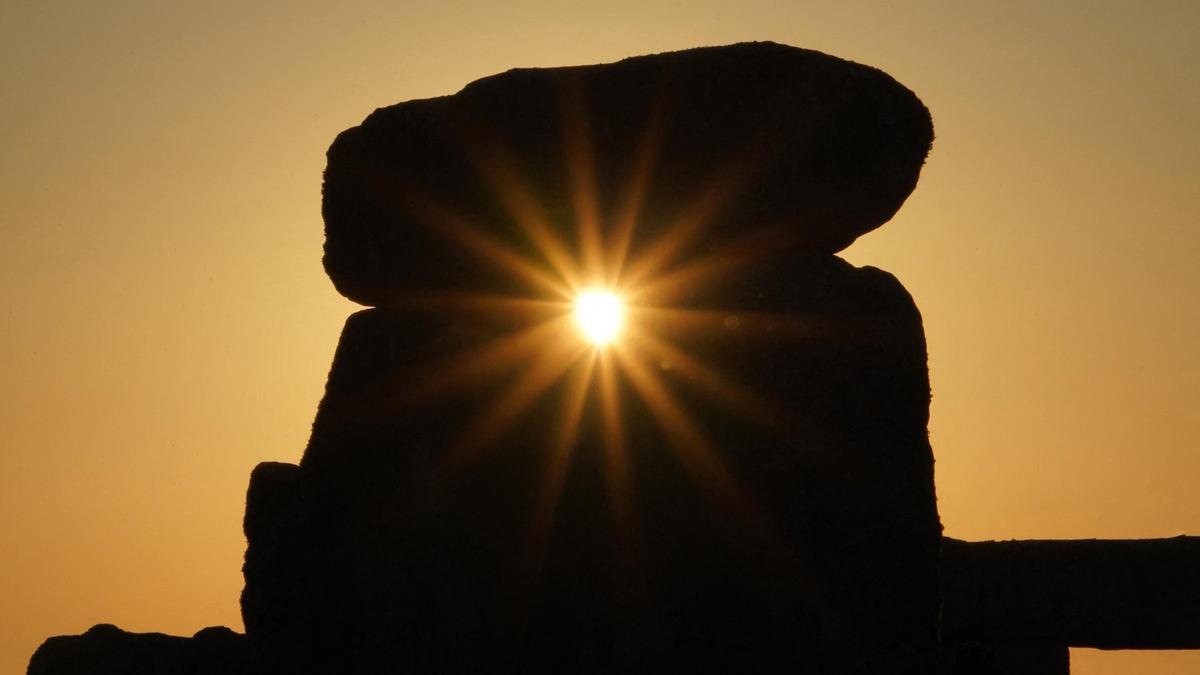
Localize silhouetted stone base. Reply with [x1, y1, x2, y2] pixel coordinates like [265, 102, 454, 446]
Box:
[27, 624, 246, 675]
[940, 641, 1069, 675]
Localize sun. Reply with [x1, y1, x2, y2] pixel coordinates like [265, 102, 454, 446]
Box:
[574, 289, 625, 345]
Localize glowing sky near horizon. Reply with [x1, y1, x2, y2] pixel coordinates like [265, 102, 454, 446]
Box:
[1, 2, 1198, 673]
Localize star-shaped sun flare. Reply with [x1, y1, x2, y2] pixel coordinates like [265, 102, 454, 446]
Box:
[375, 92, 795, 580]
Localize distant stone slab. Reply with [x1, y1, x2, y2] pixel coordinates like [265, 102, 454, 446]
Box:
[942, 536, 1200, 649]
[323, 42, 933, 306]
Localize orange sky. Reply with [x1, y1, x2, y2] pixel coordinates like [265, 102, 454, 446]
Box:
[2, 2, 1197, 673]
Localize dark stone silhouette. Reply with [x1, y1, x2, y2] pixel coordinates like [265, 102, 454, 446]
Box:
[938, 640, 1070, 675]
[322, 41, 933, 305]
[27, 624, 246, 675]
[240, 462, 305, 673]
[27, 42, 1199, 675]
[271, 44, 945, 671]
[257, 252, 941, 673]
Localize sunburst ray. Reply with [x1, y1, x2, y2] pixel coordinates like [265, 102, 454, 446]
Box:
[523, 352, 598, 577]
[617, 146, 763, 293]
[376, 291, 567, 317]
[404, 185, 574, 299]
[448, 119, 582, 291]
[387, 315, 573, 410]
[613, 344, 774, 539]
[624, 222, 800, 305]
[365, 166, 572, 299]
[560, 82, 605, 283]
[597, 348, 644, 571]
[624, 305, 736, 339]
[622, 324, 786, 432]
[605, 92, 668, 286]
[437, 337, 589, 478]
[630, 304, 876, 348]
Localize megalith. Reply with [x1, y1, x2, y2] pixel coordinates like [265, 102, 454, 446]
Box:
[242, 42, 942, 674]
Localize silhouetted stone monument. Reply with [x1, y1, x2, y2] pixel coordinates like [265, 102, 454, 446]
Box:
[261, 41, 942, 674]
[27, 42, 1199, 675]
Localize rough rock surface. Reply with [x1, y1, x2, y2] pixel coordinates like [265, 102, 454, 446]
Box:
[27, 624, 246, 675]
[248, 253, 942, 673]
[322, 41, 933, 306]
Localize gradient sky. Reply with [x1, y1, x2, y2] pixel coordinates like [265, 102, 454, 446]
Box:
[2, 2, 1197, 673]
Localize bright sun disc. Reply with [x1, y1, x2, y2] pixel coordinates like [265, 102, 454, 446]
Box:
[575, 290, 624, 345]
